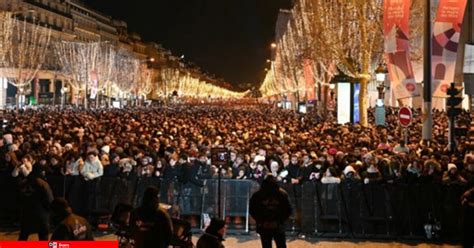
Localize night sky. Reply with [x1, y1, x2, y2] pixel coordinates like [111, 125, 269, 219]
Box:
[83, 0, 292, 89]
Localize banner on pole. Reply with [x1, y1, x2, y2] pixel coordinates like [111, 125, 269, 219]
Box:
[432, 0, 468, 97]
[383, 0, 419, 99]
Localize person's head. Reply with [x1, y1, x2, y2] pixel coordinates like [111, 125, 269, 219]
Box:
[447, 163, 457, 175]
[22, 154, 33, 165]
[326, 155, 335, 165]
[50, 156, 60, 166]
[50, 145, 60, 156]
[303, 155, 310, 164]
[361, 147, 369, 156]
[465, 155, 474, 171]
[4, 151, 16, 162]
[50, 198, 73, 225]
[178, 153, 188, 164]
[261, 174, 279, 192]
[198, 153, 208, 164]
[270, 161, 280, 174]
[343, 165, 357, 178]
[230, 151, 237, 162]
[290, 155, 299, 165]
[235, 155, 244, 166]
[324, 166, 337, 177]
[238, 168, 246, 178]
[205, 218, 226, 238]
[87, 152, 97, 162]
[141, 186, 160, 209]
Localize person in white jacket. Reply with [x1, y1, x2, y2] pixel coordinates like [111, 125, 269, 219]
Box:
[80, 152, 103, 217]
[12, 154, 34, 178]
[80, 152, 103, 181]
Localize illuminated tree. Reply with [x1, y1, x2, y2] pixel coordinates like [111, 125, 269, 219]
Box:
[136, 64, 154, 105]
[54, 41, 100, 108]
[114, 49, 139, 100]
[0, 12, 14, 67]
[6, 17, 51, 107]
[96, 43, 116, 106]
[304, 0, 384, 126]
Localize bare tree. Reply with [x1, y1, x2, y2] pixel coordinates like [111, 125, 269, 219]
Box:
[114, 49, 139, 104]
[0, 11, 14, 68]
[54, 41, 100, 109]
[137, 64, 154, 105]
[6, 17, 51, 107]
[96, 42, 116, 107]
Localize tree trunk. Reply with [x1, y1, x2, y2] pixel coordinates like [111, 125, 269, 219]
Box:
[108, 84, 112, 108]
[359, 77, 369, 127]
[84, 83, 88, 109]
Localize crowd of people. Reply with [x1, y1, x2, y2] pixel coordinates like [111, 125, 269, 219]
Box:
[1, 105, 472, 189]
[0, 104, 473, 244]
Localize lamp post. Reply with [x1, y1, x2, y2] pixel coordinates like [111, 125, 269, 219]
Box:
[375, 64, 388, 101]
[422, 0, 433, 143]
[375, 64, 388, 126]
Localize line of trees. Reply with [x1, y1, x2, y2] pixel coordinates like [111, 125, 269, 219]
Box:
[260, 0, 424, 126]
[0, 12, 249, 109]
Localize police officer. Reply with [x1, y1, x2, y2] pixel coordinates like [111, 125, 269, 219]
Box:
[50, 198, 94, 240]
[250, 174, 292, 248]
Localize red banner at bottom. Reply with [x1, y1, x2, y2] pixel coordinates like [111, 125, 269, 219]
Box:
[0, 241, 118, 248]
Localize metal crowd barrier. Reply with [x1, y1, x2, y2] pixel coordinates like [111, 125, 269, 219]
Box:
[0, 173, 469, 242]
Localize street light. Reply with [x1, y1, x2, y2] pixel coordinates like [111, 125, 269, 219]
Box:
[374, 64, 388, 126]
[271, 43, 277, 49]
[375, 63, 388, 82]
[375, 63, 388, 100]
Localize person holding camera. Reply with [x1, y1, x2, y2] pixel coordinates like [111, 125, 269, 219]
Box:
[250, 174, 292, 248]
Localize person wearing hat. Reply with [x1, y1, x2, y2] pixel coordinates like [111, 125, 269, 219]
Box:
[196, 218, 226, 248]
[129, 186, 173, 248]
[442, 163, 467, 185]
[250, 174, 292, 248]
[342, 165, 361, 183]
[50, 198, 94, 240]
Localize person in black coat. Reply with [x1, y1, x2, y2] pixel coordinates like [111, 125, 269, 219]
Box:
[129, 186, 173, 248]
[180, 154, 204, 187]
[250, 174, 292, 248]
[18, 165, 54, 240]
[50, 198, 94, 240]
[197, 218, 226, 248]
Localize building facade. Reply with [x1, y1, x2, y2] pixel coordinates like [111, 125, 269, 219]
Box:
[0, 0, 169, 107]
